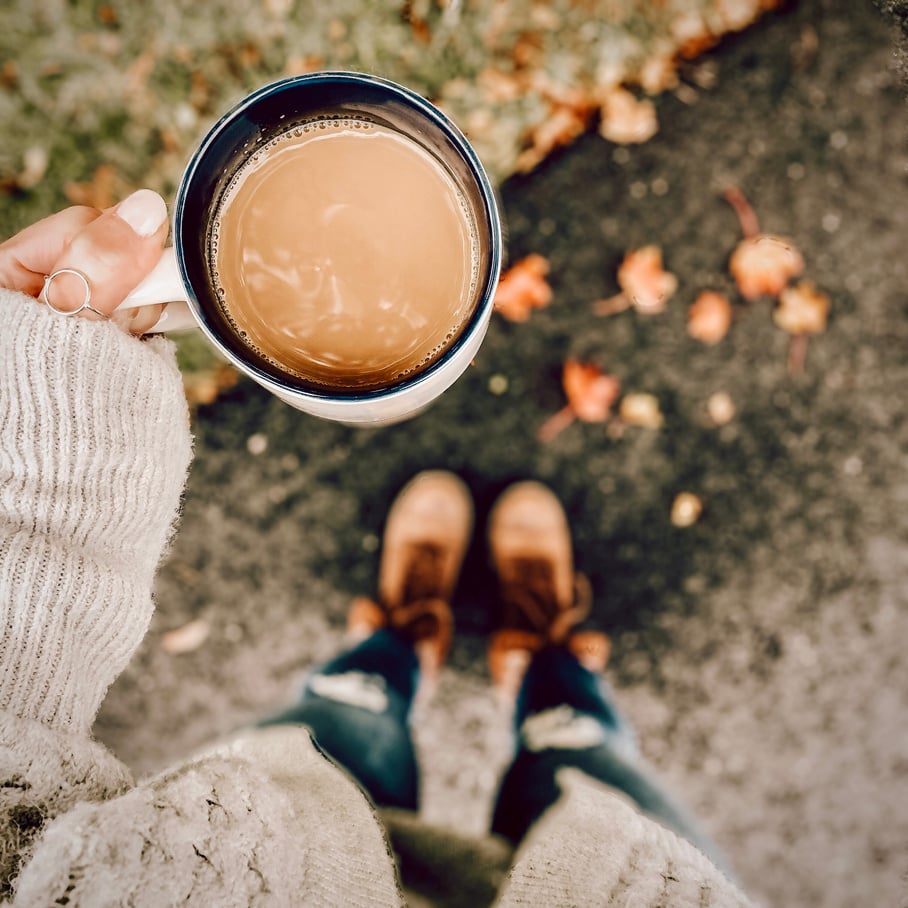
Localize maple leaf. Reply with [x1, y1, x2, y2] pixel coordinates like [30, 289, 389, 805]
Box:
[494, 254, 553, 322]
[688, 290, 732, 344]
[538, 360, 621, 442]
[724, 186, 804, 299]
[594, 245, 678, 316]
[598, 88, 659, 144]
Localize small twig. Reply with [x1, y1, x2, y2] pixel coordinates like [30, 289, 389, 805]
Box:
[537, 405, 576, 442]
[592, 293, 632, 317]
[723, 186, 760, 239]
[787, 334, 809, 374]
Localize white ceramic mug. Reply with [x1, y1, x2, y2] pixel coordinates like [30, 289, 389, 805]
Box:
[119, 72, 502, 426]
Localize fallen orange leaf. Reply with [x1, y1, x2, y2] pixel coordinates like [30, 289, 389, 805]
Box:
[64, 164, 120, 209]
[724, 186, 804, 299]
[775, 280, 830, 374]
[774, 280, 829, 335]
[478, 67, 524, 103]
[515, 100, 595, 173]
[730, 235, 804, 300]
[594, 245, 678, 316]
[619, 392, 664, 428]
[598, 88, 659, 144]
[183, 364, 239, 407]
[494, 254, 553, 322]
[161, 618, 210, 654]
[538, 360, 621, 442]
[671, 492, 703, 527]
[688, 290, 732, 344]
[564, 360, 621, 422]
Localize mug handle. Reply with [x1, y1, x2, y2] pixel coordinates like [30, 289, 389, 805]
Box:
[116, 247, 198, 332]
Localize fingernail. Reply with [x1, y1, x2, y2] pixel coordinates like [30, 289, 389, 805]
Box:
[116, 189, 168, 238]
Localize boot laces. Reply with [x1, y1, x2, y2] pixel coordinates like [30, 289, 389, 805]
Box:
[389, 543, 451, 642]
[500, 558, 592, 644]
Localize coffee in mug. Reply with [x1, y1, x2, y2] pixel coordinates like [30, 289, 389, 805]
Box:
[211, 116, 480, 392]
[117, 73, 502, 425]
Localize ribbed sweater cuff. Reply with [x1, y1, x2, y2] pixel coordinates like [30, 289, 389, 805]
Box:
[0, 290, 193, 734]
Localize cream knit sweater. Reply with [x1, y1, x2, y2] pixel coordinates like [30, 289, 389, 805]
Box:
[0, 288, 755, 907]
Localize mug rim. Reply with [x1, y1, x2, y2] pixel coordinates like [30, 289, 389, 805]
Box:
[172, 70, 502, 406]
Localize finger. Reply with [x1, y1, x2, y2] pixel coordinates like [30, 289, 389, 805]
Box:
[110, 302, 166, 337]
[0, 206, 100, 297]
[43, 189, 169, 320]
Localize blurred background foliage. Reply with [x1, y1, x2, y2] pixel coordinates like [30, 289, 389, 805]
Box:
[0, 0, 781, 395]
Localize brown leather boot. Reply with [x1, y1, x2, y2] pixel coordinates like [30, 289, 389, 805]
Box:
[346, 470, 473, 687]
[487, 481, 610, 703]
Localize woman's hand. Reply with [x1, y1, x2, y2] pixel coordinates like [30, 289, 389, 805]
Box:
[0, 189, 169, 335]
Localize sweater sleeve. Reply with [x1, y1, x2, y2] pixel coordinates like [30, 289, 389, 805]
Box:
[0, 288, 192, 733]
[494, 768, 757, 908]
[10, 727, 405, 908]
[0, 288, 193, 890]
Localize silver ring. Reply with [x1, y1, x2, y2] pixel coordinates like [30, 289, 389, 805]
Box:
[40, 269, 109, 319]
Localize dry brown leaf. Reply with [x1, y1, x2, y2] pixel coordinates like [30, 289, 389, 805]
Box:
[791, 23, 820, 71]
[124, 49, 158, 116]
[730, 235, 804, 300]
[619, 245, 677, 314]
[671, 492, 703, 527]
[284, 54, 324, 77]
[594, 245, 678, 316]
[1, 145, 49, 194]
[478, 67, 524, 103]
[688, 290, 732, 344]
[263, 0, 294, 17]
[774, 280, 829, 335]
[598, 88, 659, 144]
[776, 281, 830, 374]
[716, 0, 786, 31]
[246, 433, 268, 456]
[161, 618, 210, 654]
[190, 70, 211, 113]
[64, 164, 119, 209]
[183, 364, 239, 406]
[538, 360, 621, 442]
[0, 60, 18, 90]
[512, 31, 545, 68]
[672, 11, 716, 57]
[639, 56, 680, 94]
[671, 0, 783, 58]
[707, 391, 736, 426]
[724, 186, 804, 299]
[400, 1, 432, 45]
[563, 360, 621, 422]
[494, 254, 553, 322]
[98, 3, 118, 25]
[516, 100, 594, 173]
[619, 392, 664, 428]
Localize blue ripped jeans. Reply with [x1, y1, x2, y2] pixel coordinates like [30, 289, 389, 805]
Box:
[262, 629, 725, 867]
